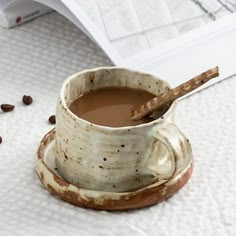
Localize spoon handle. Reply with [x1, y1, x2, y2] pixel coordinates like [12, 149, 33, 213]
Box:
[132, 66, 219, 121]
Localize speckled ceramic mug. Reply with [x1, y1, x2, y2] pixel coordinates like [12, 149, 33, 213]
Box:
[55, 67, 192, 192]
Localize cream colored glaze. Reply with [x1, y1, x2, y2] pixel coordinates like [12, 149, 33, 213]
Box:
[36, 129, 193, 210]
[55, 67, 193, 192]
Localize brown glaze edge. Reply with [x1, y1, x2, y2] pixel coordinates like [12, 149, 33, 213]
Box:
[36, 128, 70, 187]
[36, 129, 193, 211]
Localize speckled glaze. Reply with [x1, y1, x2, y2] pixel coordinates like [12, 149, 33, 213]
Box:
[55, 67, 192, 192]
[36, 129, 193, 210]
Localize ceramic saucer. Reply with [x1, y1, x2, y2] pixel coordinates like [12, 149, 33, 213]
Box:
[36, 129, 193, 210]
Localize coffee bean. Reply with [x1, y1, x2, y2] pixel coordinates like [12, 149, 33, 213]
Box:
[1, 104, 15, 112]
[48, 115, 56, 124]
[22, 95, 33, 105]
[0, 136, 2, 144]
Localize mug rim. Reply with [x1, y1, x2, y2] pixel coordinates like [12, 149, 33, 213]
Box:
[59, 66, 177, 131]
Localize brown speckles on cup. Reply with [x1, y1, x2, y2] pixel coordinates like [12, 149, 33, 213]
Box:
[1, 104, 15, 112]
[36, 128, 193, 210]
[64, 153, 68, 160]
[0, 136, 2, 144]
[54, 67, 193, 193]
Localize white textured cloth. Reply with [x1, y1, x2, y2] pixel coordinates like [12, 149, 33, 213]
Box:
[0, 12, 236, 236]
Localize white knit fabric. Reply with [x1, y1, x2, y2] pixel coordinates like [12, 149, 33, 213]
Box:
[0, 12, 235, 236]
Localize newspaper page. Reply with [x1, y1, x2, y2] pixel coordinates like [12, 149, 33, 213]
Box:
[66, 0, 236, 58]
[60, 0, 236, 90]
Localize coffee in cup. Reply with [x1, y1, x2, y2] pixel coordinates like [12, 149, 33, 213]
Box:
[55, 67, 192, 192]
[68, 87, 169, 127]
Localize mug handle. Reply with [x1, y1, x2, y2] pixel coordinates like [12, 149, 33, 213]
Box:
[146, 122, 192, 180]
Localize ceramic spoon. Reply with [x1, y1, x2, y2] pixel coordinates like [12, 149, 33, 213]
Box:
[131, 66, 219, 121]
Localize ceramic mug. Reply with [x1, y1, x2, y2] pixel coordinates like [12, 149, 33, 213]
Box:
[55, 67, 192, 192]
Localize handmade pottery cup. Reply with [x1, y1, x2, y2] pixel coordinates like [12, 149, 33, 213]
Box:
[55, 67, 192, 192]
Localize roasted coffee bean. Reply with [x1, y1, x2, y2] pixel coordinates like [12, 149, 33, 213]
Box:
[48, 115, 56, 124]
[22, 95, 33, 105]
[1, 104, 15, 112]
